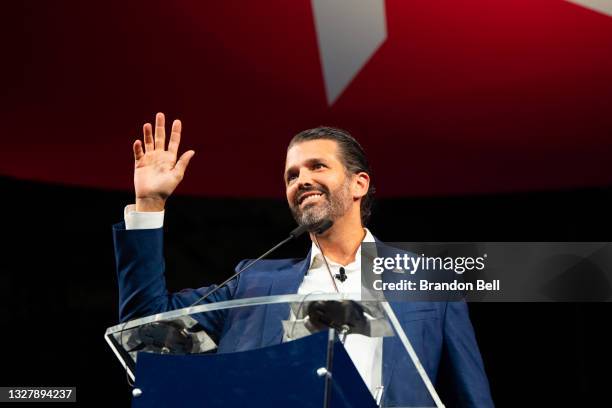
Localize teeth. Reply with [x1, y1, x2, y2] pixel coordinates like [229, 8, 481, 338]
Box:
[300, 193, 322, 205]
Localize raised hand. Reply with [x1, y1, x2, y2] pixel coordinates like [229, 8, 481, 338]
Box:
[132, 112, 195, 211]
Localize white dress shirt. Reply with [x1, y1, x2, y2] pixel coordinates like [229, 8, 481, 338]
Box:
[124, 204, 164, 230]
[124, 205, 382, 397]
[299, 228, 382, 396]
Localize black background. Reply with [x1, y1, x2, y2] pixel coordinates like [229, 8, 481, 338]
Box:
[2, 175, 611, 406]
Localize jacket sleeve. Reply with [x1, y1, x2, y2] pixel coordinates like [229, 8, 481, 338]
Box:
[442, 301, 495, 407]
[112, 221, 241, 343]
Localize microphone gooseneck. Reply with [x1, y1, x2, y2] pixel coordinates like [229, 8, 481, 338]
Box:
[189, 220, 333, 307]
[289, 223, 310, 239]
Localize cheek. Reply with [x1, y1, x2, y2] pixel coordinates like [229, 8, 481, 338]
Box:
[286, 186, 296, 204]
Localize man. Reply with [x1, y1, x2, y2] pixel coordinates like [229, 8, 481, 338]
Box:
[113, 113, 494, 407]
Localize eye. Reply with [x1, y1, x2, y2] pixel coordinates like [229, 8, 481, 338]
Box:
[313, 163, 326, 170]
[286, 174, 297, 183]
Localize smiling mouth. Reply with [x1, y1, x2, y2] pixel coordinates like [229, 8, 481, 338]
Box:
[298, 192, 325, 206]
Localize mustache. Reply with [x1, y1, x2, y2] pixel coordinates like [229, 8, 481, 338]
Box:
[295, 186, 329, 206]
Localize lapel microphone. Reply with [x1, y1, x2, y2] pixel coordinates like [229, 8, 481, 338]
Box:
[335, 267, 347, 282]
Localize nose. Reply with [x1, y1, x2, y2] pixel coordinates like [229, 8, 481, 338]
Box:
[296, 169, 314, 189]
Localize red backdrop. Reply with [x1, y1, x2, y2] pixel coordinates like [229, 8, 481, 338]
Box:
[4, 0, 612, 197]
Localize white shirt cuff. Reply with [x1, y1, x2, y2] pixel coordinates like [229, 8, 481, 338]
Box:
[124, 204, 165, 230]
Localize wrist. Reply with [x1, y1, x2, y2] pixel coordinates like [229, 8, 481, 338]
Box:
[135, 197, 166, 212]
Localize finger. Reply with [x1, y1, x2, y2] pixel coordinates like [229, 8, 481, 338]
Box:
[143, 123, 154, 152]
[174, 150, 195, 175]
[167, 119, 182, 156]
[133, 140, 144, 161]
[154, 112, 166, 151]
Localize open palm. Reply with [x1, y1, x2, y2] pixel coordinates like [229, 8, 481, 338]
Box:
[133, 112, 195, 211]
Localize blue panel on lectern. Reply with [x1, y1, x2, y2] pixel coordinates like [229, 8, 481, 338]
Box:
[132, 330, 376, 408]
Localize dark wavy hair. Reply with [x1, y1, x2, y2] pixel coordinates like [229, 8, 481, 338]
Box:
[288, 126, 375, 225]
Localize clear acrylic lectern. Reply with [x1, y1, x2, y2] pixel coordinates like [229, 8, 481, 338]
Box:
[105, 293, 444, 408]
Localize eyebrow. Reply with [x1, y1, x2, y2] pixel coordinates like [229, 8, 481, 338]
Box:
[284, 158, 328, 179]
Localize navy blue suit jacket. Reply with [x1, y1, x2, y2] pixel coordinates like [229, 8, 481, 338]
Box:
[113, 222, 494, 407]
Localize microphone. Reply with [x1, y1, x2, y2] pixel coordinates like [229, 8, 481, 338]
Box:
[311, 219, 333, 235]
[189, 219, 334, 307]
[335, 266, 347, 282]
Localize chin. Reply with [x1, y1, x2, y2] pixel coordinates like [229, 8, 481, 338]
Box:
[302, 211, 330, 225]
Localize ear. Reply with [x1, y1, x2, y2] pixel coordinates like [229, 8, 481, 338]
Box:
[352, 172, 370, 200]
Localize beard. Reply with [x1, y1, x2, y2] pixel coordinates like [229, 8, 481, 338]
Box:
[289, 179, 352, 228]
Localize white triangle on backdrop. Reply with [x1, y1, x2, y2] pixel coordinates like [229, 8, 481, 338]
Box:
[311, 0, 387, 106]
[566, 0, 612, 17]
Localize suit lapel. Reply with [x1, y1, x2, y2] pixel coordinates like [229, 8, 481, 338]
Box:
[260, 252, 311, 347]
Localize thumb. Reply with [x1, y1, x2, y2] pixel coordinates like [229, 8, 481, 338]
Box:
[174, 150, 195, 175]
